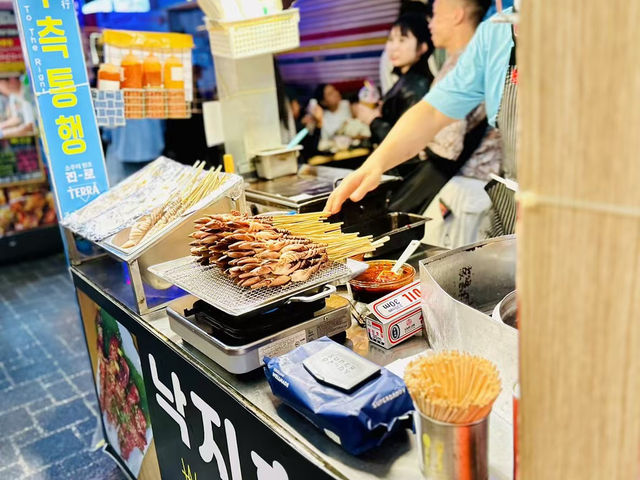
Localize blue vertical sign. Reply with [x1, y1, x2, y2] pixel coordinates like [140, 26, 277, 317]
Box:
[12, 0, 109, 218]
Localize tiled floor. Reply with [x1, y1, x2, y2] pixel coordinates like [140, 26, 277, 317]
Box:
[0, 254, 127, 480]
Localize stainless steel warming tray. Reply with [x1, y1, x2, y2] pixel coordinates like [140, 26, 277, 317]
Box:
[62, 157, 247, 315]
[165, 294, 352, 374]
[148, 257, 367, 317]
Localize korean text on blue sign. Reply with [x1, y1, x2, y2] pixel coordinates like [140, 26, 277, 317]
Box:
[13, 0, 108, 217]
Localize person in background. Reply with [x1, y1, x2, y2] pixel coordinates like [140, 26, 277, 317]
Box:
[354, 12, 440, 213]
[379, 1, 435, 95]
[302, 83, 370, 153]
[0, 77, 35, 138]
[103, 119, 165, 185]
[306, 84, 352, 141]
[356, 14, 434, 145]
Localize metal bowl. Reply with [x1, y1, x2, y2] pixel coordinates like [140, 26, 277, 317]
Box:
[492, 290, 517, 329]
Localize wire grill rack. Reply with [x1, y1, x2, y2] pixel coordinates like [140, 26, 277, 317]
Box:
[149, 256, 355, 317]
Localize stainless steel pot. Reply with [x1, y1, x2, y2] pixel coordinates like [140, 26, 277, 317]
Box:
[492, 290, 517, 329]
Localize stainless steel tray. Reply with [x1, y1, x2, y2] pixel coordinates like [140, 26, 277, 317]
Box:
[166, 294, 351, 374]
[62, 156, 188, 242]
[149, 256, 367, 317]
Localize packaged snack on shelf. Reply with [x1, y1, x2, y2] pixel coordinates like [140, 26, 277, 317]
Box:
[0, 137, 44, 186]
[6, 184, 57, 232]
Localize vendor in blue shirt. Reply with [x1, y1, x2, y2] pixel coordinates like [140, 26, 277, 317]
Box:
[327, 1, 520, 234]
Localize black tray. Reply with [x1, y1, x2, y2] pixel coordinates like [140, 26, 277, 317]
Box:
[344, 212, 429, 258]
[185, 297, 326, 345]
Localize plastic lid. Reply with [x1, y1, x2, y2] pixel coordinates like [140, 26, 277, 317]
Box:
[121, 52, 141, 65]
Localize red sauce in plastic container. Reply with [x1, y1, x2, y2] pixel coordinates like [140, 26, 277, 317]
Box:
[349, 260, 416, 304]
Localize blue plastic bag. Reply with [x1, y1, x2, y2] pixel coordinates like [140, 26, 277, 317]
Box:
[264, 337, 414, 455]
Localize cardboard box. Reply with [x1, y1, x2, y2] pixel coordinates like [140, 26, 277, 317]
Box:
[366, 281, 423, 349]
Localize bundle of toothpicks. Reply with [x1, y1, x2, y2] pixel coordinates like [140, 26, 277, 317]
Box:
[404, 351, 502, 425]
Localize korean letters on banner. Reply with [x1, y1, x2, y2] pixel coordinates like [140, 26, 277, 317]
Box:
[13, 0, 108, 217]
[147, 353, 292, 480]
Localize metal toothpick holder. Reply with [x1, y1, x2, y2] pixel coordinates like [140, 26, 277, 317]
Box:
[415, 411, 489, 480]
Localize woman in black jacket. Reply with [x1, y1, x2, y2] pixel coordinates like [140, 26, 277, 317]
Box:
[356, 13, 434, 145]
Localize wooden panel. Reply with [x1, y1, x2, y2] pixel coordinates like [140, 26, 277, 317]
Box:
[518, 1, 640, 478]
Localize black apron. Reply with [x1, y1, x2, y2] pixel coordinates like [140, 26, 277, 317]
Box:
[485, 34, 518, 236]
[389, 112, 489, 214]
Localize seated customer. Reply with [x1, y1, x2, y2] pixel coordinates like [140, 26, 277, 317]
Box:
[303, 84, 370, 153]
[313, 84, 352, 141]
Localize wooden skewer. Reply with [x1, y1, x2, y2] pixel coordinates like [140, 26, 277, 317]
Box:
[404, 351, 501, 425]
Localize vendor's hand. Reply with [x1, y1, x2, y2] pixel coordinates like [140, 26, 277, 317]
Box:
[354, 103, 381, 126]
[325, 161, 384, 214]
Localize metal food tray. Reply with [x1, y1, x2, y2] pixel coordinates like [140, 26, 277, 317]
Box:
[103, 174, 244, 259]
[149, 256, 366, 317]
[61, 156, 187, 242]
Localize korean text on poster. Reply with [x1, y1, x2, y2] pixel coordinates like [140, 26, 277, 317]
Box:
[13, 0, 108, 217]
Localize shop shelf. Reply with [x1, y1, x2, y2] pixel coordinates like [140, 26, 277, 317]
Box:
[0, 224, 62, 263]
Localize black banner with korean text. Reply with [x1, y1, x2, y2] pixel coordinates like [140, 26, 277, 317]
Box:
[137, 333, 337, 480]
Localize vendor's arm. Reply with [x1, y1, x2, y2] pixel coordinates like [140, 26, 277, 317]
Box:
[325, 20, 491, 214]
[326, 102, 454, 214]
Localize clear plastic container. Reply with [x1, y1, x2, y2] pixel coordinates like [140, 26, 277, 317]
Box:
[349, 260, 416, 304]
[97, 63, 121, 90]
[121, 53, 142, 88]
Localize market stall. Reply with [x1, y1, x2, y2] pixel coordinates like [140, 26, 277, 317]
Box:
[68, 230, 517, 480]
[15, 0, 519, 477]
[60, 152, 517, 478]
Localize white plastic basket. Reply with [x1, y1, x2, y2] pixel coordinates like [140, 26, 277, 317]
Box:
[205, 9, 300, 59]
